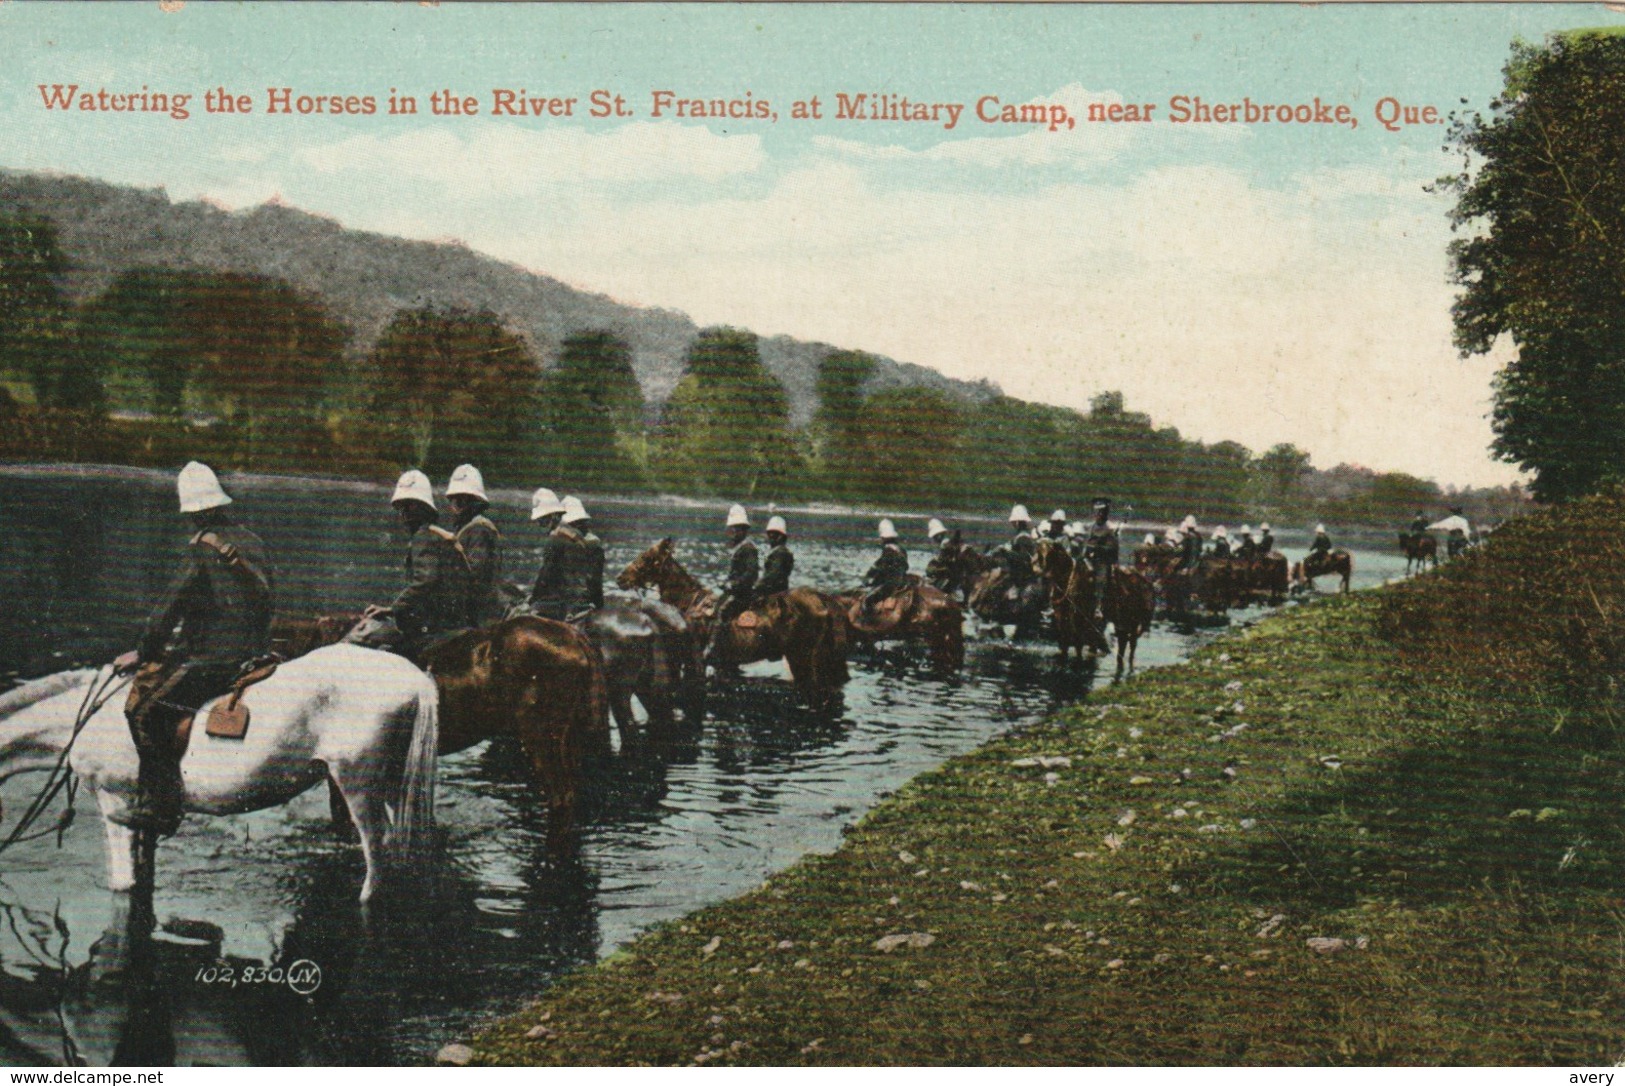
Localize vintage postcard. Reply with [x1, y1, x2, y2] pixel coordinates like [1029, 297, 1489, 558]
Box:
[0, 1, 1619, 1071]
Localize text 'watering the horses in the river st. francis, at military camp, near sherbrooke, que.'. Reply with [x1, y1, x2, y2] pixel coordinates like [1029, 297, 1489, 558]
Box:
[33, 83, 1445, 133]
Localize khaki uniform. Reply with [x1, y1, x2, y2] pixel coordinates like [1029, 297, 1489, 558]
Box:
[757, 542, 794, 599]
[455, 512, 506, 626]
[126, 522, 275, 835]
[530, 524, 599, 621]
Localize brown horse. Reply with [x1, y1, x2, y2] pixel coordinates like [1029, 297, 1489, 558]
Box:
[1132, 547, 1227, 617]
[966, 565, 1048, 637]
[616, 538, 850, 705]
[1399, 532, 1437, 575]
[1208, 554, 1290, 607]
[1034, 540, 1155, 673]
[835, 576, 965, 670]
[271, 613, 608, 835]
[1291, 550, 1354, 594]
[926, 535, 996, 603]
[1031, 539, 1110, 659]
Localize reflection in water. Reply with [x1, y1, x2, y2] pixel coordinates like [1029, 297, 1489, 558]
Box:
[0, 468, 1412, 1064]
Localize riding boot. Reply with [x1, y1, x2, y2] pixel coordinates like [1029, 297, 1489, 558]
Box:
[702, 610, 739, 678]
[130, 753, 184, 838]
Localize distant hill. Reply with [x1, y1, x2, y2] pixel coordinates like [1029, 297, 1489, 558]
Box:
[0, 169, 1000, 424]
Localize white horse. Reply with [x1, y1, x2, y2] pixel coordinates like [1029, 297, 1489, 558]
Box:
[0, 644, 438, 903]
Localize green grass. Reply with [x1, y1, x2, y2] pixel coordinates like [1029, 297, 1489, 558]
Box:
[466, 500, 1625, 1066]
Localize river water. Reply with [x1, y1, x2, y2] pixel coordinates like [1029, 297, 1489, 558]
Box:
[0, 466, 1407, 1065]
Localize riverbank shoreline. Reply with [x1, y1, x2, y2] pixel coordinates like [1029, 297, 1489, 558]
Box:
[0, 460, 1434, 544]
[463, 499, 1625, 1065]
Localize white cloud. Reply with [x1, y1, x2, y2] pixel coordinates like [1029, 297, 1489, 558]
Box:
[465, 152, 1515, 488]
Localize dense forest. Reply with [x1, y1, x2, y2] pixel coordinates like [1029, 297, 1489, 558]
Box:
[0, 210, 1528, 528]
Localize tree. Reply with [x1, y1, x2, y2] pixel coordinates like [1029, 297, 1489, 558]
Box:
[1443, 30, 1625, 500]
[847, 388, 964, 506]
[813, 349, 876, 495]
[79, 268, 198, 417]
[364, 306, 541, 479]
[652, 327, 800, 497]
[81, 269, 345, 451]
[1251, 442, 1314, 511]
[535, 330, 645, 490]
[0, 215, 83, 407]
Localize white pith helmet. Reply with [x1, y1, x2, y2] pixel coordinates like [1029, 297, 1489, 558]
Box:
[530, 487, 565, 520]
[1239, 524, 1252, 536]
[1181, 514, 1197, 530]
[1049, 509, 1067, 523]
[391, 469, 435, 510]
[1260, 522, 1271, 532]
[1009, 504, 1030, 524]
[878, 518, 898, 540]
[766, 515, 788, 535]
[1164, 527, 1180, 542]
[446, 463, 487, 501]
[1144, 533, 1157, 546]
[561, 496, 590, 524]
[726, 504, 750, 528]
[177, 460, 232, 514]
[1215, 525, 1229, 539]
[1316, 523, 1327, 534]
[927, 517, 948, 539]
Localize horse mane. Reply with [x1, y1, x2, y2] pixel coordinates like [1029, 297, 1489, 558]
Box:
[0, 669, 97, 721]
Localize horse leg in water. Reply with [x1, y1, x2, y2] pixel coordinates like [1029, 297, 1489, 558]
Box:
[325, 754, 395, 904]
[328, 778, 358, 840]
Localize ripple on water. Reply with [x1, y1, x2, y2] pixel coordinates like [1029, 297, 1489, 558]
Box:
[0, 475, 1409, 1063]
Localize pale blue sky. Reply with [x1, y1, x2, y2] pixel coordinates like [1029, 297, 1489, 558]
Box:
[3, 3, 1619, 487]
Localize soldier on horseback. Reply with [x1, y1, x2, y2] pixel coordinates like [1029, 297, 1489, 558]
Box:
[528, 490, 600, 622]
[1081, 498, 1119, 621]
[116, 462, 275, 837]
[1235, 525, 1257, 560]
[447, 463, 507, 627]
[757, 515, 794, 600]
[1409, 510, 1429, 546]
[1209, 525, 1232, 558]
[925, 518, 963, 597]
[1178, 518, 1203, 570]
[1257, 522, 1276, 556]
[564, 497, 606, 612]
[862, 519, 910, 620]
[352, 470, 470, 659]
[1000, 505, 1038, 587]
[1309, 524, 1333, 561]
[704, 505, 759, 667]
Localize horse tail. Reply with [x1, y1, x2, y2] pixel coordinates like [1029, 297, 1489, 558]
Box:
[390, 668, 440, 859]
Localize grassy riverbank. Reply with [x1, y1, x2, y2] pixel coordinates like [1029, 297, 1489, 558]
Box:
[468, 496, 1625, 1066]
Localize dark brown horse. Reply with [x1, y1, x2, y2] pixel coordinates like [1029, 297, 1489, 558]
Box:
[925, 535, 995, 603]
[1133, 547, 1227, 617]
[1034, 540, 1155, 673]
[1031, 539, 1111, 660]
[966, 565, 1048, 637]
[1291, 550, 1354, 594]
[271, 613, 608, 834]
[1399, 532, 1437, 575]
[616, 539, 850, 705]
[835, 576, 965, 670]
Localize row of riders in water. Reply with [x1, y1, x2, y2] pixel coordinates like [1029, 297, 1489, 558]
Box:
[0, 453, 1403, 941]
[98, 465, 1170, 849]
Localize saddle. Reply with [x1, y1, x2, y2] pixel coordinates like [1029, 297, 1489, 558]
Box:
[733, 610, 762, 630]
[204, 660, 279, 740]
